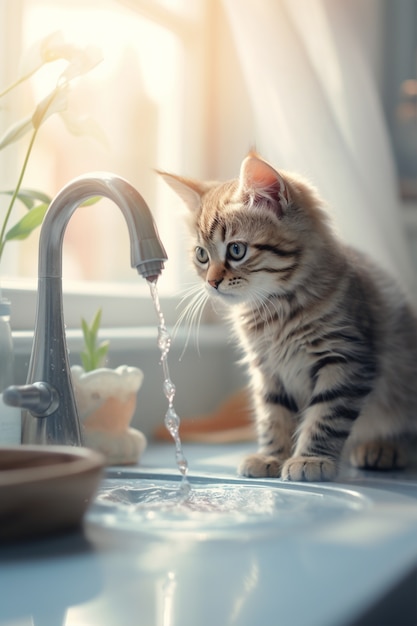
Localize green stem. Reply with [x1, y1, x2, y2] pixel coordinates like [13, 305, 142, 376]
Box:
[0, 126, 39, 261]
[0, 70, 38, 100]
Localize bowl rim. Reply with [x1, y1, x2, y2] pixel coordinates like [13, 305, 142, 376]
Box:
[0, 444, 104, 487]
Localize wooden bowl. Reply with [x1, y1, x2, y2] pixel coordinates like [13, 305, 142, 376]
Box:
[0, 445, 104, 541]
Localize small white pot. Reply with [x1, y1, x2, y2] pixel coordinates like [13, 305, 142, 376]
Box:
[71, 365, 147, 465]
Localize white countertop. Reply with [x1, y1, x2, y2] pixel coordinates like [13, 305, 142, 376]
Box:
[1, 442, 417, 626]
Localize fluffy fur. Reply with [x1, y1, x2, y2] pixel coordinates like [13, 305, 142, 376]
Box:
[160, 153, 417, 481]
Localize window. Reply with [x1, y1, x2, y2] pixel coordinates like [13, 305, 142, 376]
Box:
[381, 0, 417, 200]
[0, 0, 211, 329]
[3, 0, 415, 333]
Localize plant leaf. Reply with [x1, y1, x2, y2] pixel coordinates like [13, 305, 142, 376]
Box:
[18, 188, 52, 205]
[81, 317, 94, 353]
[80, 318, 89, 340]
[58, 45, 103, 84]
[79, 308, 110, 371]
[80, 350, 92, 373]
[32, 85, 69, 130]
[16, 32, 103, 90]
[95, 342, 110, 368]
[0, 116, 33, 150]
[0, 189, 52, 209]
[90, 308, 102, 338]
[5, 203, 48, 241]
[18, 32, 68, 79]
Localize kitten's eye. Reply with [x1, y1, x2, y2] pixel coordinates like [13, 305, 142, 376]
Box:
[227, 242, 247, 261]
[195, 246, 209, 264]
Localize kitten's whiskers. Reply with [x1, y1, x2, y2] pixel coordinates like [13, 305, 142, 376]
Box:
[246, 286, 285, 337]
[174, 283, 209, 359]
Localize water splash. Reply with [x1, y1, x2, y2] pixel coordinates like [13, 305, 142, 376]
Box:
[149, 279, 191, 497]
[91, 477, 365, 538]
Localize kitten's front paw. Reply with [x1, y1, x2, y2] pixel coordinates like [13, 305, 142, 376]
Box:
[350, 442, 407, 470]
[239, 453, 283, 478]
[281, 456, 337, 482]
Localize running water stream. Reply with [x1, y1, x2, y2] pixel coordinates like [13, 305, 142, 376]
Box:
[148, 279, 191, 498]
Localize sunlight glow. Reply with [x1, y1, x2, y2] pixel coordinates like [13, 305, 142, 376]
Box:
[23, 3, 179, 103]
[6, 0, 187, 287]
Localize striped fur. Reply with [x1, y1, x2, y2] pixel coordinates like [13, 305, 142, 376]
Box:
[160, 153, 417, 481]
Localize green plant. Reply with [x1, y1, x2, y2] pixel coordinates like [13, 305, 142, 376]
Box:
[0, 31, 103, 262]
[80, 308, 110, 372]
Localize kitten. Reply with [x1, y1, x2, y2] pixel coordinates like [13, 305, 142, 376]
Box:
[160, 153, 417, 481]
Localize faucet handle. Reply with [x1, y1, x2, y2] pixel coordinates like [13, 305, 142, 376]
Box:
[3, 382, 60, 418]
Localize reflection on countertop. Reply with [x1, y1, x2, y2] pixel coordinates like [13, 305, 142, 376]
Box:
[1, 442, 417, 626]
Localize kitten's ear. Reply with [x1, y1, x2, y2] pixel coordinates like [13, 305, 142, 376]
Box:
[157, 171, 205, 214]
[238, 153, 290, 215]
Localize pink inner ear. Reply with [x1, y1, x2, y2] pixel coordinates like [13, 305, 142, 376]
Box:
[240, 155, 279, 190]
[239, 155, 289, 210]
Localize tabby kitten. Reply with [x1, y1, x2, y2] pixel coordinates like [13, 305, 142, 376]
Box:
[160, 153, 417, 481]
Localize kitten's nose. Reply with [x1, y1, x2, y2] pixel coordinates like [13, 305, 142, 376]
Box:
[208, 277, 223, 290]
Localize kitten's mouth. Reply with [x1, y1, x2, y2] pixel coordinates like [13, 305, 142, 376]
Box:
[208, 287, 246, 304]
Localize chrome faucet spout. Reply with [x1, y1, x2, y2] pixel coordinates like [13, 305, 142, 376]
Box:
[39, 172, 167, 279]
[6, 172, 167, 446]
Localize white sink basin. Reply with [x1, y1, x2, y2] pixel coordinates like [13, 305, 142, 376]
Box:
[83, 462, 417, 626]
[87, 469, 413, 541]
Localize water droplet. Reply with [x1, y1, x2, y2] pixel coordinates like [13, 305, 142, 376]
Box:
[158, 326, 171, 358]
[164, 407, 180, 433]
[163, 379, 176, 403]
[176, 456, 188, 476]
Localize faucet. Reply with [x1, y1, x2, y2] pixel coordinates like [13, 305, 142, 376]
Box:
[3, 172, 167, 446]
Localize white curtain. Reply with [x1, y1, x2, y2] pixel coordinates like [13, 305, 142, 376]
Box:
[222, 0, 415, 294]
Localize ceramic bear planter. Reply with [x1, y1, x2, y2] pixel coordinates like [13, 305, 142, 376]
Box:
[71, 364, 146, 465]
